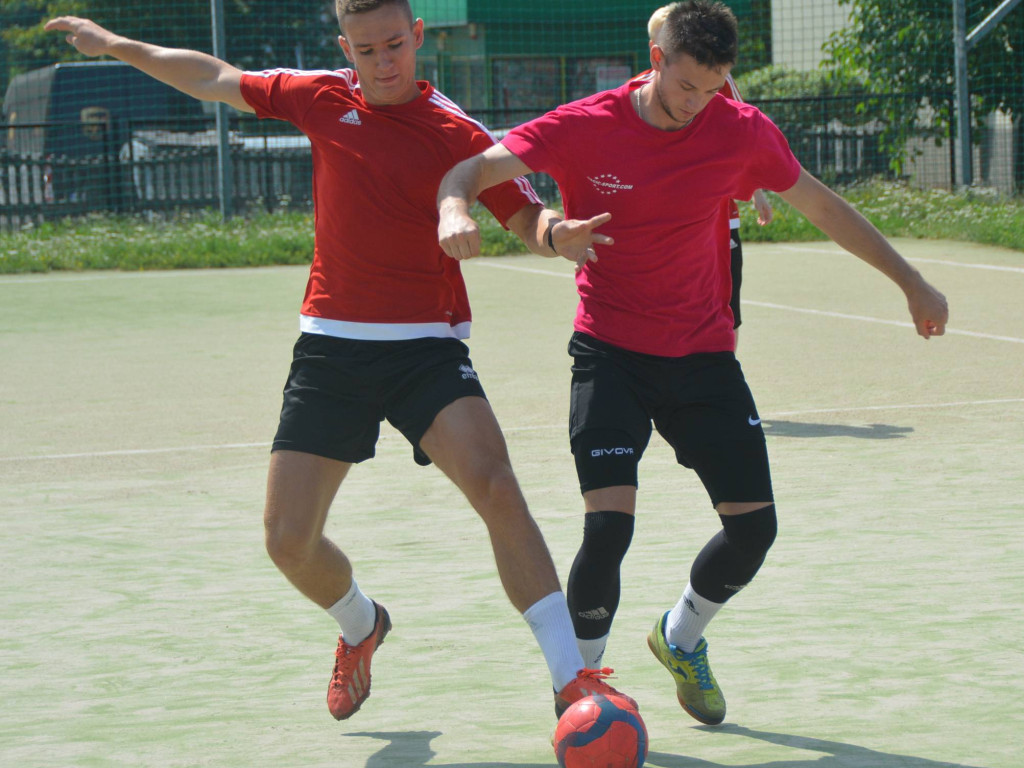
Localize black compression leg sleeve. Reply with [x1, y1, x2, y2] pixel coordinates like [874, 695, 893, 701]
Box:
[690, 504, 777, 603]
[567, 511, 635, 639]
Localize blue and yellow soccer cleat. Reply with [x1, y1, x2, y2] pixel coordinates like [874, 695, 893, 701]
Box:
[646, 612, 726, 725]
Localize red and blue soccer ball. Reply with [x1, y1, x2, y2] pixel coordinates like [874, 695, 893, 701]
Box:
[553, 693, 649, 768]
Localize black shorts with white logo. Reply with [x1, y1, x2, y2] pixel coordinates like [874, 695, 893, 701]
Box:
[568, 331, 772, 506]
[273, 333, 487, 466]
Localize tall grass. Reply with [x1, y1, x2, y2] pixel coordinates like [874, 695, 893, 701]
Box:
[739, 181, 1024, 251]
[2, 182, 1022, 274]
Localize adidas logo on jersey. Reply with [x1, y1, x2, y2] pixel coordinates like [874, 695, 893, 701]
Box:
[339, 109, 362, 125]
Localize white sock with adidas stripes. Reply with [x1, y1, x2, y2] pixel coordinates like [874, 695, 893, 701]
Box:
[327, 579, 376, 646]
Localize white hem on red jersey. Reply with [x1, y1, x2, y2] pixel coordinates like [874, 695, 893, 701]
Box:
[300, 314, 471, 341]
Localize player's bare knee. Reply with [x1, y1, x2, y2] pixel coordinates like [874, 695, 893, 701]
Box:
[264, 513, 319, 572]
[475, 466, 528, 519]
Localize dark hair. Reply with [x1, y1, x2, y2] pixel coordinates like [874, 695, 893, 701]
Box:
[336, 0, 413, 29]
[661, 1, 738, 68]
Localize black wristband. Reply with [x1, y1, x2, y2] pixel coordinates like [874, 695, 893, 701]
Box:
[545, 220, 557, 253]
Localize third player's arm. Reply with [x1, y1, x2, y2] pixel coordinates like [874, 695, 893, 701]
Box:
[45, 16, 253, 113]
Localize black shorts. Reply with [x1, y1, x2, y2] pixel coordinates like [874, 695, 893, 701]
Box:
[730, 226, 743, 329]
[568, 332, 772, 506]
[273, 333, 487, 466]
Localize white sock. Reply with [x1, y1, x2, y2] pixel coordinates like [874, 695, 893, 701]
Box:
[326, 579, 376, 646]
[666, 583, 724, 653]
[523, 592, 585, 692]
[577, 634, 610, 669]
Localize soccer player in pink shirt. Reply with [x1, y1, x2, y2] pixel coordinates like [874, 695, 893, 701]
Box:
[438, 0, 947, 726]
[636, 2, 774, 347]
[47, 0, 634, 726]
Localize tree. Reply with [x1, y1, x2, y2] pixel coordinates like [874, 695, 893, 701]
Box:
[824, 0, 1024, 189]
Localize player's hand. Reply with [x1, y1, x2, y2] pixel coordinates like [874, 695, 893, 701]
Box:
[551, 212, 614, 272]
[438, 204, 481, 261]
[753, 189, 774, 226]
[906, 278, 948, 339]
[44, 17, 120, 58]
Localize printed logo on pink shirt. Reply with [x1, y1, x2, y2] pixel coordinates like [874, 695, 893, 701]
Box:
[587, 173, 634, 195]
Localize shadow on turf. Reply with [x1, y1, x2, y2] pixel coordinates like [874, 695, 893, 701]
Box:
[761, 420, 913, 440]
[347, 731, 549, 768]
[348, 726, 989, 768]
[644, 723, 987, 768]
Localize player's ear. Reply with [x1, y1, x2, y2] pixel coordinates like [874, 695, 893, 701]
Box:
[651, 43, 665, 72]
[338, 34, 354, 63]
[412, 18, 424, 50]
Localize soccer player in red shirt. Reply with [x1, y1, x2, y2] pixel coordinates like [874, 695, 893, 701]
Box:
[47, 0, 633, 725]
[438, 0, 947, 726]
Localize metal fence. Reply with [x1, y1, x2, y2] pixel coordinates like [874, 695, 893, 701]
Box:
[0, 99, 947, 231]
[1, 0, 1021, 230]
[1, 120, 312, 230]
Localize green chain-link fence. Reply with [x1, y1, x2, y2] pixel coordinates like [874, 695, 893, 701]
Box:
[1, 0, 1021, 229]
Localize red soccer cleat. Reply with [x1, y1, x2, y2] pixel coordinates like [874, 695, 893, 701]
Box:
[327, 601, 391, 720]
[554, 667, 638, 718]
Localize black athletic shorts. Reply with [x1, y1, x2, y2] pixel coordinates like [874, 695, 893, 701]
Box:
[272, 333, 487, 466]
[730, 226, 743, 329]
[568, 331, 772, 507]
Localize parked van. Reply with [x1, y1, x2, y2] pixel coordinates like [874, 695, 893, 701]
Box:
[2, 60, 206, 204]
[3, 60, 206, 155]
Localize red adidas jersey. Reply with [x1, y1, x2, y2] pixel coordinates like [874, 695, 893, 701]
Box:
[502, 83, 801, 357]
[240, 69, 540, 340]
[631, 70, 744, 226]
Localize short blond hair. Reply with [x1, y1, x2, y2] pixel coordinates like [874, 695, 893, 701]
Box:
[647, 3, 678, 44]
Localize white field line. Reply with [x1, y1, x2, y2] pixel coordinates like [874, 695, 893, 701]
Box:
[0, 441, 271, 462]
[774, 244, 1024, 274]
[743, 300, 1024, 344]
[0, 266, 296, 286]
[767, 397, 1024, 418]
[471, 260, 1024, 344]
[3, 398, 1023, 464]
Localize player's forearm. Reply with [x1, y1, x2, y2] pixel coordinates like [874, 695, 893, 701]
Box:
[783, 171, 922, 293]
[808, 194, 923, 293]
[437, 156, 485, 215]
[507, 205, 562, 257]
[46, 16, 249, 110]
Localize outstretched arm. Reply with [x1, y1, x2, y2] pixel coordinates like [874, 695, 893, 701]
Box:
[45, 16, 253, 113]
[438, 143, 612, 269]
[778, 168, 948, 339]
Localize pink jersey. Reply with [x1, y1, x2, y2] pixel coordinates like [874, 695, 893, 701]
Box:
[632, 70, 745, 225]
[241, 69, 540, 340]
[502, 82, 800, 357]
[721, 74, 744, 226]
